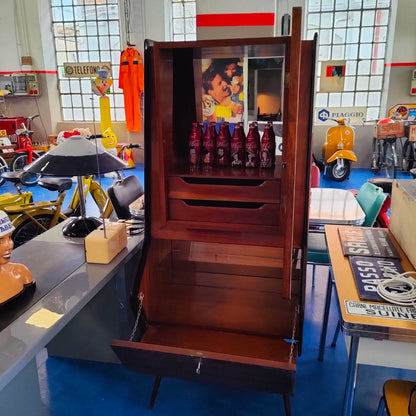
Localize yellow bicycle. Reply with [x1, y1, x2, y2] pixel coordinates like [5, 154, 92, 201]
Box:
[2, 172, 114, 247]
[3, 173, 72, 247]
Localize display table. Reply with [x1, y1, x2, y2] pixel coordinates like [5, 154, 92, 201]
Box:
[0, 221, 143, 415]
[325, 225, 416, 416]
[309, 188, 365, 226]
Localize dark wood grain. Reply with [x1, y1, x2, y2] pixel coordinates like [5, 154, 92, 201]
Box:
[120, 7, 313, 412]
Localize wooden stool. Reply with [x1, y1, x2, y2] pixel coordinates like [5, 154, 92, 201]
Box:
[376, 379, 416, 416]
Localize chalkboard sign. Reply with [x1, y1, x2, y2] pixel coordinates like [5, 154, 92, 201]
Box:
[338, 227, 399, 258]
[349, 256, 404, 301]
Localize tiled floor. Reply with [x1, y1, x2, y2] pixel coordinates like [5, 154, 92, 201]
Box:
[5, 166, 416, 415]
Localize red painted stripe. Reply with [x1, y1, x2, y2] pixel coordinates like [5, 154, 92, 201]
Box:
[196, 13, 275, 27]
[0, 70, 58, 74]
[385, 62, 416, 67]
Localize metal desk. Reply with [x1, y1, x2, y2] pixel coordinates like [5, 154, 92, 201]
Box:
[0, 221, 143, 415]
[309, 188, 365, 226]
[325, 225, 416, 416]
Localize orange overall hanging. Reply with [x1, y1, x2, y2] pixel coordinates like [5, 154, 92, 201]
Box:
[119, 48, 144, 132]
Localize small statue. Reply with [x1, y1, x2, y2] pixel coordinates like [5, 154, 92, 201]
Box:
[0, 211, 35, 306]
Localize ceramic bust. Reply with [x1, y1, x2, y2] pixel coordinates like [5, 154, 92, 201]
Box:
[0, 211, 34, 305]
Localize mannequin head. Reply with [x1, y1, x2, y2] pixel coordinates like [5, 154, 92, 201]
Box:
[0, 232, 13, 266]
[0, 211, 14, 265]
[0, 211, 34, 305]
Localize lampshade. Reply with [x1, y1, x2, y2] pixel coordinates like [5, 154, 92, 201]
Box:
[24, 135, 128, 176]
[23, 135, 129, 238]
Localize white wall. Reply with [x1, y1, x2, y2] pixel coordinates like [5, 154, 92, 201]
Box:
[0, 0, 58, 143]
[0, 0, 167, 163]
[1, 0, 415, 168]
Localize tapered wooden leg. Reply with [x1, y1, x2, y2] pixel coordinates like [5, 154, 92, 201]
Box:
[283, 394, 292, 416]
[148, 375, 162, 410]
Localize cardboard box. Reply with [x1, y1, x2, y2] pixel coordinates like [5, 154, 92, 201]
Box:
[389, 180, 416, 269]
[373, 120, 405, 139]
[85, 222, 127, 264]
[405, 124, 416, 142]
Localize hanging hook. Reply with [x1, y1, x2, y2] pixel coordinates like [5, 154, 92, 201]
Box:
[196, 357, 202, 375]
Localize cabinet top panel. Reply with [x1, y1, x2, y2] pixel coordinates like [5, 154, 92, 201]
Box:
[146, 38, 288, 59]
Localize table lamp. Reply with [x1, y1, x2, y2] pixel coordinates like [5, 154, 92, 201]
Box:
[24, 135, 128, 237]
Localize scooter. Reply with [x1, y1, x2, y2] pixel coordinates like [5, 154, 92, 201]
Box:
[313, 117, 357, 182]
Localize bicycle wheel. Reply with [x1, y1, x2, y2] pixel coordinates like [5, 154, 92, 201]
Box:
[371, 138, 381, 174]
[12, 213, 63, 247]
[402, 140, 415, 172]
[0, 156, 8, 186]
[10, 153, 41, 186]
[384, 141, 397, 179]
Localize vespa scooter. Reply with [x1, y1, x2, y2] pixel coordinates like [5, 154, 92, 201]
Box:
[314, 117, 357, 182]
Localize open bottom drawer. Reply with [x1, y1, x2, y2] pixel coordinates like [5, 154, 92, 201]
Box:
[112, 324, 296, 395]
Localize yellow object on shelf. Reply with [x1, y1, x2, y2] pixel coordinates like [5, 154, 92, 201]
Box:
[101, 127, 117, 149]
[100, 96, 112, 134]
[118, 145, 135, 168]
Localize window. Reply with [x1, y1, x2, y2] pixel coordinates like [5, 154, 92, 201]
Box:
[51, 0, 124, 122]
[306, 0, 391, 120]
[171, 0, 196, 41]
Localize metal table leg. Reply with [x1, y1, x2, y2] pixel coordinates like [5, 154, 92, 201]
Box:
[343, 335, 359, 416]
[318, 267, 333, 361]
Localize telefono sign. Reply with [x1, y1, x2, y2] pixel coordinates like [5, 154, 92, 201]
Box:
[63, 62, 111, 78]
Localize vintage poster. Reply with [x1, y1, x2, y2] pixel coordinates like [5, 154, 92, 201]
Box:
[201, 58, 244, 123]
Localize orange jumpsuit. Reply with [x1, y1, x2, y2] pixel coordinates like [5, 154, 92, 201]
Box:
[119, 48, 144, 132]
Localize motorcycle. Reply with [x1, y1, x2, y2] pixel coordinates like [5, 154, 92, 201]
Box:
[313, 117, 357, 182]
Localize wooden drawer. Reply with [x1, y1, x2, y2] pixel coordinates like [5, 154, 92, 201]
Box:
[112, 324, 296, 395]
[168, 176, 280, 203]
[168, 199, 280, 226]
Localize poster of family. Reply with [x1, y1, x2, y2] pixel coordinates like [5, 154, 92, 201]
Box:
[201, 58, 244, 123]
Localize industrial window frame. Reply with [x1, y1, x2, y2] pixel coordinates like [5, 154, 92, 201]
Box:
[306, 0, 392, 121]
[50, 0, 124, 122]
[171, 0, 197, 41]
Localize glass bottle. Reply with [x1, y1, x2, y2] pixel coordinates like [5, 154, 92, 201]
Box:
[202, 122, 216, 167]
[188, 122, 202, 167]
[216, 122, 230, 166]
[260, 122, 276, 168]
[245, 122, 260, 168]
[230, 123, 245, 167]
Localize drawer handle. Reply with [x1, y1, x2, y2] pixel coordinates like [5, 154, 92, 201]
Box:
[196, 357, 202, 375]
[183, 199, 264, 209]
[181, 177, 265, 187]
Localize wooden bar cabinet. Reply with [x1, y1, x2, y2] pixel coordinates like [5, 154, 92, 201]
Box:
[112, 8, 316, 415]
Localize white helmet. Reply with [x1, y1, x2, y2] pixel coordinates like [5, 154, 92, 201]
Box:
[0, 211, 14, 237]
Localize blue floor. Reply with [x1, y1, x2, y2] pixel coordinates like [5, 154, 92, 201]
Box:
[4, 166, 416, 415]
